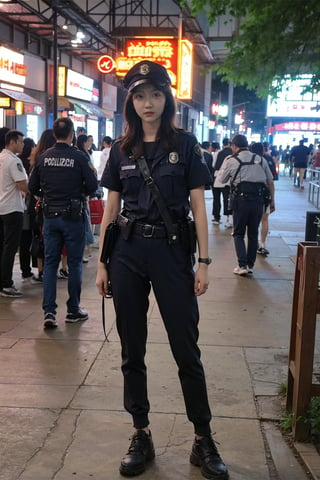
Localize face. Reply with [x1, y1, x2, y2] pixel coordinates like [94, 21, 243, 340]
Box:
[13, 135, 24, 155]
[132, 83, 166, 128]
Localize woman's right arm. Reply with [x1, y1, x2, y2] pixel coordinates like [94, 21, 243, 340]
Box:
[96, 189, 121, 296]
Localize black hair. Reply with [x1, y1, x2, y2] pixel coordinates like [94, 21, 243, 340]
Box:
[76, 134, 89, 152]
[250, 142, 263, 156]
[5, 130, 24, 146]
[53, 117, 74, 140]
[102, 136, 112, 145]
[121, 83, 178, 158]
[19, 137, 36, 174]
[231, 134, 248, 148]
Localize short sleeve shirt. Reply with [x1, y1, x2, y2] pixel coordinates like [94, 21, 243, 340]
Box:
[101, 131, 212, 223]
[219, 149, 273, 187]
[0, 149, 28, 215]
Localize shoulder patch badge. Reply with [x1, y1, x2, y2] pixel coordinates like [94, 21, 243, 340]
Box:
[168, 152, 179, 164]
[17, 163, 23, 172]
[194, 143, 202, 157]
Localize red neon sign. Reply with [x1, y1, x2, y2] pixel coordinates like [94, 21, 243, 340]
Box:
[97, 55, 115, 74]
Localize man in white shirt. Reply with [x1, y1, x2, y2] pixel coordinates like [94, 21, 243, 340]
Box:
[98, 136, 112, 180]
[0, 130, 28, 297]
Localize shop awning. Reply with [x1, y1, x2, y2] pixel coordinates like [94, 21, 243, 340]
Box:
[57, 97, 112, 117]
[72, 101, 108, 117]
[0, 88, 42, 105]
[57, 97, 74, 110]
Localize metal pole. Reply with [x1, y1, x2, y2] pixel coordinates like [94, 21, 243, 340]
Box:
[227, 81, 234, 137]
[53, 5, 58, 121]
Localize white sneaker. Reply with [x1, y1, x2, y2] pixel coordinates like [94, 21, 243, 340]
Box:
[233, 266, 248, 275]
[225, 221, 233, 228]
[0, 286, 23, 297]
[247, 266, 253, 274]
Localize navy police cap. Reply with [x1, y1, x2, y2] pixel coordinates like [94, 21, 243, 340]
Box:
[123, 60, 171, 92]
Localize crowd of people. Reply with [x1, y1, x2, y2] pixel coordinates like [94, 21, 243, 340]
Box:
[0, 124, 113, 305]
[0, 58, 319, 479]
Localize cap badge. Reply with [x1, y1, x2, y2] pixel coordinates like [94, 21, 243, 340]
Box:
[140, 64, 150, 76]
[169, 152, 179, 164]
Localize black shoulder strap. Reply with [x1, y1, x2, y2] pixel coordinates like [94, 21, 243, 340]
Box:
[231, 154, 256, 185]
[136, 155, 178, 244]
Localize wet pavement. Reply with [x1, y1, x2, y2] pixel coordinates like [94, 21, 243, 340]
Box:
[0, 174, 320, 480]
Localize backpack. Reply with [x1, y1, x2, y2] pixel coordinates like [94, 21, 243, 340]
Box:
[230, 154, 271, 207]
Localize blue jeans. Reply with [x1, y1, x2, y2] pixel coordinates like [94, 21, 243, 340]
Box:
[43, 216, 85, 315]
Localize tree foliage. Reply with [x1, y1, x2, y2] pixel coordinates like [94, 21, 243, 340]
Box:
[185, 0, 320, 97]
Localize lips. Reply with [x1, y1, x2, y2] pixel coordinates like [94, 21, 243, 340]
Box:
[144, 112, 154, 116]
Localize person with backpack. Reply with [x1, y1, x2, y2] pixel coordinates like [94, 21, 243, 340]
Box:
[219, 134, 275, 275]
[253, 142, 276, 255]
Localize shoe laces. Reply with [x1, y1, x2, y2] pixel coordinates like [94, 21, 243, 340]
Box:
[127, 431, 149, 454]
[197, 434, 221, 459]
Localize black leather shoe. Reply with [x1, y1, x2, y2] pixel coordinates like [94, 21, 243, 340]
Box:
[119, 430, 155, 476]
[190, 436, 229, 479]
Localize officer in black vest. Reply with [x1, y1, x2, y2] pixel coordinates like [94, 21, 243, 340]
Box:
[29, 117, 98, 329]
[96, 60, 229, 479]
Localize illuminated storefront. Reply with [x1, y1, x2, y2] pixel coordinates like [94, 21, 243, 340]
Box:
[0, 46, 45, 140]
[267, 75, 320, 146]
[56, 66, 111, 146]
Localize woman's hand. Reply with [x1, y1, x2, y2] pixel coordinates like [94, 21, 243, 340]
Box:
[96, 263, 109, 297]
[194, 265, 209, 296]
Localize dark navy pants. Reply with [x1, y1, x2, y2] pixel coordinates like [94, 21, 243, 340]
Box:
[109, 234, 212, 437]
[0, 212, 23, 289]
[232, 196, 264, 268]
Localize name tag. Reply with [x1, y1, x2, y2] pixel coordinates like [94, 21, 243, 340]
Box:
[121, 165, 136, 171]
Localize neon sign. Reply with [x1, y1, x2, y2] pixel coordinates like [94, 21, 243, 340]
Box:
[96, 37, 193, 100]
[97, 55, 115, 74]
[0, 47, 27, 86]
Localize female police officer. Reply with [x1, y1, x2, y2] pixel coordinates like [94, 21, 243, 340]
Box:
[96, 60, 229, 480]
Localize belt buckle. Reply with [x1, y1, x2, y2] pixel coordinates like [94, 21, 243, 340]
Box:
[142, 224, 154, 238]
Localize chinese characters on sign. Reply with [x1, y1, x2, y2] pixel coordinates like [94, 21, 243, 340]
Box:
[97, 37, 193, 100]
[116, 38, 178, 86]
[275, 122, 320, 131]
[0, 47, 27, 86]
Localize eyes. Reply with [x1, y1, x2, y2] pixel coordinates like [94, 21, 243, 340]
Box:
[133, 91, 164, 101]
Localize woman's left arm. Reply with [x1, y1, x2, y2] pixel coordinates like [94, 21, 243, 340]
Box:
[190, 187, 210, 296]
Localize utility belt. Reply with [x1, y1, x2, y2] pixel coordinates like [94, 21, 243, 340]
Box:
[43, 199, 84, 221]
[231, 181, 271, 207]
[133, 222, 168, 239]
[116, 213, 196, 254]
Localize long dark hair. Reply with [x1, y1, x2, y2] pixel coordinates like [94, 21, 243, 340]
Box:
[30, 129, 55, 168]
[76, 134, 88, 152]
[19, 137, 36, 175]
[121, 83, 179, 159]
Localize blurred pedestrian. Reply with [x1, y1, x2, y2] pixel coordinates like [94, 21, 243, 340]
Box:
[0, 130, 28, 297]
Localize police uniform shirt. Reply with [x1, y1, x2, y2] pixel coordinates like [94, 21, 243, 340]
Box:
[29, 143, 98, 202]
[0, 148, 28, 215]
[220, 149, 273, 187]
[101, 131, 212, 223]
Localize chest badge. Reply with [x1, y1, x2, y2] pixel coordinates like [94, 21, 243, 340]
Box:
[169, 152, 179, 164]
